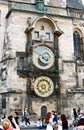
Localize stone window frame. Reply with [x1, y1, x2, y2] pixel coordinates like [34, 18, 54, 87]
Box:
[45, 32, 50, 40]
[73, 28, 84, 61]
[34, 31, 39, 39]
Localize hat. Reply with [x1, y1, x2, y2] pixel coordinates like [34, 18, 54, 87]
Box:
[80, 110, 84, 114]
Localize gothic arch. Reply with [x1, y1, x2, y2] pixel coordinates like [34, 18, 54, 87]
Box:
[73, 28, 83, 37]
[32, 16, 56, 32]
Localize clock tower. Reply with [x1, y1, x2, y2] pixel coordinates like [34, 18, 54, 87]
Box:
[24, 15, 62, 118]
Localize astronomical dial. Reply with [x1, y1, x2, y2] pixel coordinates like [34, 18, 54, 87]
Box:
[34, 76, 54, 97]
[32, 46, 54, 70]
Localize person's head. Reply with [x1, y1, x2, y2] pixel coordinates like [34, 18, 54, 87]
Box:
[2, 113, 5, 117]
[77, 118, 84, 126]
[45, 112, 51, 124]
[47, 112, 51, 117]
[25, 108, 28, 112]
[61, 114, 67, 122]
[15, 111, 18, 115]
[12, 112, 17, 117]
[2, 119, 11, 130]
[80, 110, 84, 116]
[73, 108, 76, 111]
[51, 110, 55, 115]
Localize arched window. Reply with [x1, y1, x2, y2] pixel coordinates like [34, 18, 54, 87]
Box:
[73, 31, 80, 57]
[73, 30, 84, 61]
[41, 106, 47, 120]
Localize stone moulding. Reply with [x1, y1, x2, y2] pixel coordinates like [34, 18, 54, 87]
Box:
[67, 88, 84, 93]
[0, 88, 22, 94]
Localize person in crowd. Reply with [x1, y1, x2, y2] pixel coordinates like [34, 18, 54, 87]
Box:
[52, 111, 58, 123]
[8, 112, 14, 128]
[58, 115, 62, 130]
[13, 112, 19, 126]
[78, 110, 84, 119]
[73, 108, 77, 120]
[77, 107, 80, 116]
[2, 118, 20, 130]
[36, 118, 43, 129]
[73, 117, 80, 127]
[45, 112, 53, 130]
[52, 111, 58, 130]
[42, 119, 47, 128]
[73, 118, 84, 130]
[24, 108, 30, 125]
[61, 114, 68, 130]
[8, 111, 19, 128]
[0, 127, 3, 130]
[73, 110, 84, 127]
[1, 113, 6, 122]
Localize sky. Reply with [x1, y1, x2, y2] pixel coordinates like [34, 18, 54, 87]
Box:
[82, 0, 84, 4]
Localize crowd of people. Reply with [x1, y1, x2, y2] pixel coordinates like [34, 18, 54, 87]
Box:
[0, 111, 20, 130]
[72, 108, 84, 130]
[0, 107, 84, 130]
[36, 108, 84, 130]
[31, 110, 68, 130]
[44, 111, 68, 130]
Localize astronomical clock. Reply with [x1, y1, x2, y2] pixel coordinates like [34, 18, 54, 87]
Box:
[31, 45, 55, 97]
[24, 16, 61, 99]
[31, 44, 55, 97]
[32, 45, 54, 70]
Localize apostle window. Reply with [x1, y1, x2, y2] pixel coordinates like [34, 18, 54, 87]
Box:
[46, 32, 50, 40]
[34, 31, 39, 38]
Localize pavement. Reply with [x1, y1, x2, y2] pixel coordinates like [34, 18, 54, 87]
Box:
[20, 119, 73, 130]
[20, 126, 73, 130]
[21, 128, 73, 130]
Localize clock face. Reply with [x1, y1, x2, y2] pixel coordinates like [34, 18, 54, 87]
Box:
[34, 76, 54, 97]
[32, 46, 54, 70]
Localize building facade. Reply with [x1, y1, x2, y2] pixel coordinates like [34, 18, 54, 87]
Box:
[0, 0, 84, 118]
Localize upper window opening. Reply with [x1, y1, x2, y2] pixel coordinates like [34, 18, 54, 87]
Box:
[34, 31, 39, 38]
[46, 32, 50, 40]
